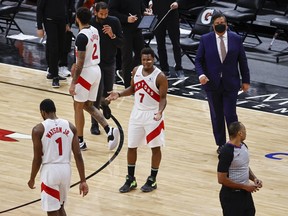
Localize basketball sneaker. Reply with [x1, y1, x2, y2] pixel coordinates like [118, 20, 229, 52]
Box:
[47, 73, 67, 81]
[140, 176, 157, 192]
[119, 175, 137, 193]
[80, 141, 87, 151]
[59, 66, 71, 77]
[107, 127, 119, 150]
[52, 77, 60, 88]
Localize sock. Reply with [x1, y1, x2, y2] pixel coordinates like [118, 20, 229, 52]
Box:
[150, 167, 158, 179]
[78, 136, 83, 143]
[128, 164, 136, 177]
[104, 125, 110, 134]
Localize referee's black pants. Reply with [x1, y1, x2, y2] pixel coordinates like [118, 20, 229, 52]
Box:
[220, 187, 255, 216]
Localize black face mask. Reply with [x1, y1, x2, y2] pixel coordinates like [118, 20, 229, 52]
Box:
[215, 24, 226, 34]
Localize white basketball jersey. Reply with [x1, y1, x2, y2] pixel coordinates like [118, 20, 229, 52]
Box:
[134, 65, 161, 111]
[41, 119, 74, 164]
[76, 26, 100, 68]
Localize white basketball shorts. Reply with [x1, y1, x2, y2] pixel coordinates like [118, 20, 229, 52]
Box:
[74, 65, 101, 102]
[128, 107, 165, 148]
[40, 163, 71, 212]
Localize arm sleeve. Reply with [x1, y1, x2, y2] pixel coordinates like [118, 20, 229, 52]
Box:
[75, 33, 88, 51]
[217, 145, 234, 173]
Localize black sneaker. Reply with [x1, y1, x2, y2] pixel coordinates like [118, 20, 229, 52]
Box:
[141, 176, 157, 192]
[80, 141, 87, 151]
[101, 104, 111, 119]
[46, 73, 53, 80]
[90, 123, 100, 135]
[47, 73, 67, 81]
[52, 78, 60, 88]
[119, 175, 137, 193]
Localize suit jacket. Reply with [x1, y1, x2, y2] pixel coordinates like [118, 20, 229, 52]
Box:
[195, 31, 250, 92]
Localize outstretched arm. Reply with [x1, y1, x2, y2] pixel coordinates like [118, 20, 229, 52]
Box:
[106, 67, 137, 101]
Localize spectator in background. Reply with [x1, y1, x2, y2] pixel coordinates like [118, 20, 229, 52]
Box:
[150, 0, 184, 78]
[37, 0, 72, 88]
[90, 1, 124, 135]
[109, 0, 147, 88]
[195, 12, 250, 154]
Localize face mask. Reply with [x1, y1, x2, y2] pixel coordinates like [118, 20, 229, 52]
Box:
[215, 24, 226, 34]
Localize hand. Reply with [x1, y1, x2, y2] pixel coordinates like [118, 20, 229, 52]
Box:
[69, 83, 76, 96]
[102, 25, 113, 38]
[128, 14, 138, 23]
[106, 91, 120, 101]
[199, 75, 209, 85]
[254, 178, 263, 188]
[153, 112, 162, 121]
[79, 181, 89, 197]
[244, 183, 259, 193]
[37, 29, 44, 38]
[27, 179, 36, 189]
[241, 83, 250, 92]
[66, 24, 71, 32]
[170, 2, 178, 10]
[144, 8, 153, 16]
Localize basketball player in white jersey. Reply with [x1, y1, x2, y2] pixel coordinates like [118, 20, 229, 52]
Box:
[69, 7, 119, 151]
[28, 99, 89, 216]
[106, 47, 168, 193]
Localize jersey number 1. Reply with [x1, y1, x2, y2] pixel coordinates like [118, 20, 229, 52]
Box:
[55, 137, 63, 156]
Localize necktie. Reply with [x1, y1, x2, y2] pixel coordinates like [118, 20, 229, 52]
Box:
[220, 36, 226, 62]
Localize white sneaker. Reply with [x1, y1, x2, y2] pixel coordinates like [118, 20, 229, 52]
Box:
[59, 66, 71, 77]
[107, 127, 119, 150]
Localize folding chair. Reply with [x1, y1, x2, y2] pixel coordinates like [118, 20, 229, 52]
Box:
[269, 5, 288, 50]
[222, 0, 264, 45]
[0, 0, 24, 37]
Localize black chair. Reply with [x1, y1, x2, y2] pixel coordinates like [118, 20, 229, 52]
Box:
[223, 0, 264, 45]
[269, 5, 288, 50]
[178, 0, 212, 29]
[0, 0, 23, 37]
[180, 8, 216, 65]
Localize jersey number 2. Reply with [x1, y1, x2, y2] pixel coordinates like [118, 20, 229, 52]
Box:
[92, 44, 98, 60]
[55, 137, 63, 156]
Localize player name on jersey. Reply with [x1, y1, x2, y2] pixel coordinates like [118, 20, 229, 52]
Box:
[45, 127, 70, 138]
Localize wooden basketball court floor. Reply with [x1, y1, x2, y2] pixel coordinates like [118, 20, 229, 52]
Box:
[0, 63, 287, 216]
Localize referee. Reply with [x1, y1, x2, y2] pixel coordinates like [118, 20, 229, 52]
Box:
[217, 121, 263, 216]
